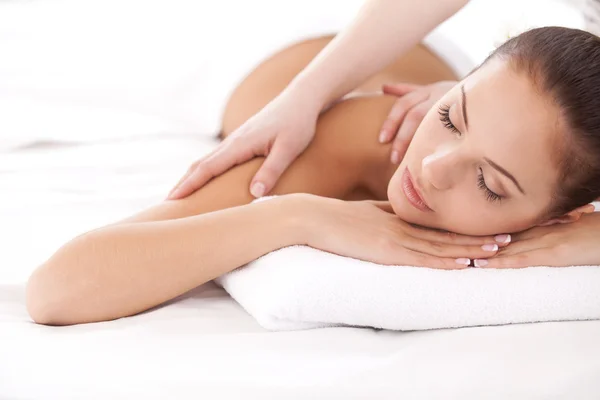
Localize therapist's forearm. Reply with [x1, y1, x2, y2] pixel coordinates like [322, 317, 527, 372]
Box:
[288, 0, 469, 107]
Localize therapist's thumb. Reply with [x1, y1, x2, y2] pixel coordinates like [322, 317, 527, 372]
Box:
[250, 141, 297, 198]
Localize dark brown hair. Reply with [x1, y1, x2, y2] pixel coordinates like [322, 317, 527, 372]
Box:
[486, 26, 600, 220]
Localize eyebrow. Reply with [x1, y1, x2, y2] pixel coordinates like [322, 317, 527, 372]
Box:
[460, 85, 469, 130]
[484, 157, 525, 195]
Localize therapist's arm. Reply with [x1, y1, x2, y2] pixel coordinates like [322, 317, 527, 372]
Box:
[290, 0, 469, 108]
[169, 0, 470, 200]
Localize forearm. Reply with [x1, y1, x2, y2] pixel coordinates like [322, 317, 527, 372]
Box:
[289, 0, 469, 107]
[26, 197, 303, 325]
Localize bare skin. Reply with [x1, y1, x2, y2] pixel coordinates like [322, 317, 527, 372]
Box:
[127, 36, 457, 220]
[27, 37, 490, 326]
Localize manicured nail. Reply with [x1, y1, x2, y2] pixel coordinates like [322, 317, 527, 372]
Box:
[391, 150, 400, 164]
[455, 258, 470, 266]
[250, 182, 265, 198]
[474, 259, 488, 267]
[495, 234, 511, 244]
[379, 131, 387, 143]
[482, 244, 498, 252]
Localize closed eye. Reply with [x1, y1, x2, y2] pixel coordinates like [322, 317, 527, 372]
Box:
[477, 168, 502, 202]
[438, 104, 460, 135]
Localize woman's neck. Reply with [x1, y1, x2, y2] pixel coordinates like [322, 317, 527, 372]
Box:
[361, 141, 399, 200]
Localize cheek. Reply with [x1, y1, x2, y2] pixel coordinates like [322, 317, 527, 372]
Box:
[437, 200, 541, 236]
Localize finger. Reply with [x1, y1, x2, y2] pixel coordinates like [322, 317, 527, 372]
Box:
[382, 82, 420, 97]
[379, 90, 429, 144]
[401, 235, 500, 260]
[478, 249, 553, 269]
[168, 162, 200, 199]
[167, 146, 223, 199]
[509, 226, 554, 242]
[495, 237, 543, 256]
[250, 140, 299, 198]
[399, 249, 470, 270]
[170, 141, 252, 199]
[408, 225, 504, 247]
[390, 101, 431, 164]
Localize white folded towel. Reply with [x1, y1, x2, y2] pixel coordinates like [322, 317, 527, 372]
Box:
[215, 198, 600, 331]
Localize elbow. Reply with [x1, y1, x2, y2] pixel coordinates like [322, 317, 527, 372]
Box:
[26, 262, 78, 326]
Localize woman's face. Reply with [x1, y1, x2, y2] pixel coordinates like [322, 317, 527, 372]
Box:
[388, 59, 561, 236]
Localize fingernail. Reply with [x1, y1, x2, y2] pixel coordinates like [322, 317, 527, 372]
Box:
[474, 259, 488, 267]
[250, 182, 265, 198]
[379, 131, 387, 143]
[482, 244, 498, 252]
[391, 150, 400, 164]
[455, 258, 470, 266]
[495, 234, 511, 244]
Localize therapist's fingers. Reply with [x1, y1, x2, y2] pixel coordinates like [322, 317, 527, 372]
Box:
[249, 139, 299, 198]
[379, 89, 429, 145]
[168, 140, 252, 199]
[168, 158, 209, 199]
[382, 82, 420, 97]
[168, 155, 210, 198]
[390, 101, 432, 164]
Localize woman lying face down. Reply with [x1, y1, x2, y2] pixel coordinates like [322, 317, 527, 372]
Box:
[388, 27, 600, 236]
[25, 27, 600, 326]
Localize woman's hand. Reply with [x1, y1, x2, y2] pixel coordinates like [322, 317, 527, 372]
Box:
[480, 209, 600, 268]
[379, 81, 457, 164]
[168, 88, 321, 200]
[294, 194, 509, 269]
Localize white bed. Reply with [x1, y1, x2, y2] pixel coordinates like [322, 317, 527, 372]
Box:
[2, 0, 600, 398]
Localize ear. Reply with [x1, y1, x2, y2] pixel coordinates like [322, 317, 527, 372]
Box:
[537, 203, 596, 227]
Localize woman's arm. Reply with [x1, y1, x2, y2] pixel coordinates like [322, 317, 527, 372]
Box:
[26, 195, 304, 326]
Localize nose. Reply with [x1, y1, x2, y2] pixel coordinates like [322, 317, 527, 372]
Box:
[421, 142, 462, 190]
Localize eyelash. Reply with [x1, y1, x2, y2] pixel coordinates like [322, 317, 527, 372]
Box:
[438, 104, 461, 135]
[438, 104, 503, 203]
[477, 168, 502, 202]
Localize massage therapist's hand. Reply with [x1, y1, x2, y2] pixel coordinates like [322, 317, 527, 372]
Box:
[482, 208, 600, 268]
[292, 194, 506, 269]
[379, 81, 457, 164]
[168, 88, 321, 200]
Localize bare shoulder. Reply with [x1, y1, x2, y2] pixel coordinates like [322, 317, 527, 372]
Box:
[314, 94, 397, 198]
[113, 94, 396, 227]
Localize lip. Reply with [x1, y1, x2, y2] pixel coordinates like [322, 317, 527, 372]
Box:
[401, 168, 433, 212]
